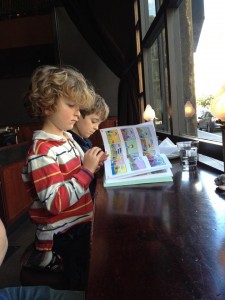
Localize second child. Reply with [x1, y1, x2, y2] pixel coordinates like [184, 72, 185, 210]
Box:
[68, 94, 109, 200]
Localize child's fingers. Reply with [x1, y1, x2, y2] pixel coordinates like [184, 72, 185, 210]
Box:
[86, 147, 104, 160]
[99, 153, 109, 162]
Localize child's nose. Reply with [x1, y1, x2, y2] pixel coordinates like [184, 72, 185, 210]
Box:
[75, 110, 81, 117]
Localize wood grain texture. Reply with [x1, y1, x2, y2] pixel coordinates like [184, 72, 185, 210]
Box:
[0, 160, 31, 226]
[86, 160, 225, 300]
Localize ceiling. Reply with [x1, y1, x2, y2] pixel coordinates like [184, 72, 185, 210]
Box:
[0, 0, 62, 20]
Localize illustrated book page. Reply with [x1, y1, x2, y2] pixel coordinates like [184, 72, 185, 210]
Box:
[100, 121, 172, 181]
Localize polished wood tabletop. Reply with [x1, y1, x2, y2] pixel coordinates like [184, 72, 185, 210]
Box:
[86, 160, 225, 300]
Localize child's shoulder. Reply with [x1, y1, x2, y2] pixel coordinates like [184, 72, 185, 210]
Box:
[31, 139, 63, 156]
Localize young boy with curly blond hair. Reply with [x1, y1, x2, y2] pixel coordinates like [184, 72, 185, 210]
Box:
[22, 65, 107, 289]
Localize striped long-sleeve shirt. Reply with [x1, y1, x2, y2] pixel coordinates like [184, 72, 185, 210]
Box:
[22, 130, 94, 251]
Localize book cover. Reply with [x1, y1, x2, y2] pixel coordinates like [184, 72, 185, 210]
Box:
[100, 121, 173, 184]
[103, 168, 173, 187]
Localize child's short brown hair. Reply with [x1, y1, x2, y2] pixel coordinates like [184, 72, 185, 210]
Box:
[24, 65, 95, 118]
[80, 94, 109, 122]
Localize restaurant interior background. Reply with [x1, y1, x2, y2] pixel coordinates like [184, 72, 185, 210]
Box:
[0, 0, 224, 167]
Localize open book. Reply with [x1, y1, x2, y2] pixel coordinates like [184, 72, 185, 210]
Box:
[100, 121, 173, 187]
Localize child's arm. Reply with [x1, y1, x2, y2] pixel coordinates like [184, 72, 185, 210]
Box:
[0, 219, 8, 266]
[25, 149, 101, 214]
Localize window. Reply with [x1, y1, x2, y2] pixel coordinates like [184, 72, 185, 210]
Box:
[136, 0, 224, 165]
[143, 29, 170, 132]
[134, 0, 145, 121]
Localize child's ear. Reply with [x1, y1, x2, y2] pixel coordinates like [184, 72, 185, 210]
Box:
[44, 109, 52, 116]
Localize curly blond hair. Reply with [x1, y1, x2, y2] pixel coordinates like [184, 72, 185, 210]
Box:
[24, 65, 95, 118]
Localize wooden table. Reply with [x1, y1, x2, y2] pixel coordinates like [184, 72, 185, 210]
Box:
[86, 160, 225, 300]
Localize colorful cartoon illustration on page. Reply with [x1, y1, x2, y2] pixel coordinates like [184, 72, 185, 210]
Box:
[125, 140, 138, 155]
[106, 129, 120, 144]
[137, 127, 156, 156]
[127, 155, 147, 171]
[121, 128, 136, 141]
[111, 158, 127, 175]
[141, 138, 156, 157]
[146, 154, 166, 167]
[110, 143, 122, 159]
[137, 127, 153, 140]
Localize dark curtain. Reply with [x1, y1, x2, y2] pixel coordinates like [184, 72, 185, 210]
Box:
[61, 0, 140, 125]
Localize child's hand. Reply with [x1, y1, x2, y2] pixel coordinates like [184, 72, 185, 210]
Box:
[99, 151, 109, 163]
[94, 152, 109, 174]
[96, 159, 105, 172]
[83, 147, 104, 173]
[95, 165, 101, 173]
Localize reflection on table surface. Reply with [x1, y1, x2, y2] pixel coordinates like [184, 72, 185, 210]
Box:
[86, 160, 225, 300]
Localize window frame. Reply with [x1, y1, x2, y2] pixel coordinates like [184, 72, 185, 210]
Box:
[137, 0, 224, 165]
